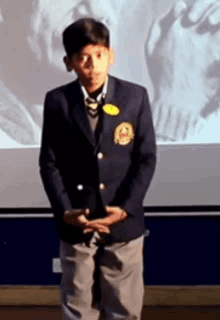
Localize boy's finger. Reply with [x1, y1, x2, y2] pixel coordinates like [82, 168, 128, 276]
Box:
[86, 223, 110, 233]
[75, 208, 90, 216]
[86, 218, 107, 225]
[78, 215, 89, 224]
[83, 227, 110, 234]
[83, 228, 94, 234]
[64, 209, 89, 220]
[95, 225, 110, 233]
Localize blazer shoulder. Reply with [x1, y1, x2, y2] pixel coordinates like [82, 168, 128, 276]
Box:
[109, 75, 148, 95]
[45, 79, 78, 98]
[43, 80, 79, 115]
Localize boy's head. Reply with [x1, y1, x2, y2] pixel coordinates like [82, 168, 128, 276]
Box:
[63, 18, 110, 58]
[62, 18, 114, 93]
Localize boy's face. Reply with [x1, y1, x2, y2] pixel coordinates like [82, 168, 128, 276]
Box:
[64, 44, 114, 92]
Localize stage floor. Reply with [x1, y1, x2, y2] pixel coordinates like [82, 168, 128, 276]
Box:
[0, 306, 218, 320]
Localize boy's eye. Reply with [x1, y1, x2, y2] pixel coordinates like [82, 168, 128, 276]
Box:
[77, 55, 87, 62]
[81, 55, 88, 62]
[97, 52, 102, 58]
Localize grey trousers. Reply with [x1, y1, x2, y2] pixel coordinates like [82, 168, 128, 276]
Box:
[59, 233, 145, 320]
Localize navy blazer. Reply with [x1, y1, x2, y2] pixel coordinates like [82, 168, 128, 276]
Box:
[39, 75, 156, 244]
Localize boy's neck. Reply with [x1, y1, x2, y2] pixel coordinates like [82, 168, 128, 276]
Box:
[83, 76, 108, 99]
[87, 84, 104, 100]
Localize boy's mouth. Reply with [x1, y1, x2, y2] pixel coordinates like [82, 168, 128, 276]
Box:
[88, 73, 100, 78]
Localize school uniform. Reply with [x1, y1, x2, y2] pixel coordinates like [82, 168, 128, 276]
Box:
[39, 74, 156, 320]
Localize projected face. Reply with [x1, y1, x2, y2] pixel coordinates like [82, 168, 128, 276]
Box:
[28, 0, 124, 71]
[1, 0, 220, 148]
[0, 0, 125, 148]
[145, 0, 220, 143]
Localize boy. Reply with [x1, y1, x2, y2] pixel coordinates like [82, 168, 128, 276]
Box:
[39, 18, 156, 320]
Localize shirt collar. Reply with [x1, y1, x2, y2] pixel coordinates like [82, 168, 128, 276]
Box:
[80, 76, 108, 103]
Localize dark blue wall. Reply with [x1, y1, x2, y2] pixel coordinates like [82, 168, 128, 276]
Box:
[144, 216, 220, 285]
[0, 216, 220, 285]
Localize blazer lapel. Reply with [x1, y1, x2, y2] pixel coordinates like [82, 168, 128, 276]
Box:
[66, 79, 96, 146]
[96, 75, 118, 149]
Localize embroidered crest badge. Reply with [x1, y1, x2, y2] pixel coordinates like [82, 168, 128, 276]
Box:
[114, 122, 134, 145]
[103, 104, 120, 116]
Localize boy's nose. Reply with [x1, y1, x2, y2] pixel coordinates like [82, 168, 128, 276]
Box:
[86, 57, 98, 71]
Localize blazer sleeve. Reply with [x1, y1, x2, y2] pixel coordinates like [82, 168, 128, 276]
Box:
[110, 88, 157, 216]
[39, 93, 73, 219]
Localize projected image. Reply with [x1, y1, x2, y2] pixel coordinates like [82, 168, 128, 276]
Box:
[0, 0, 125, 148]
[1, 0, 220, 148]
[146, 0, 220, 143]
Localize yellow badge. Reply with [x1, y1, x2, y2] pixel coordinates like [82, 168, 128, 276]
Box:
[114, 122, 134, 145]
[103, 104, 120, 116]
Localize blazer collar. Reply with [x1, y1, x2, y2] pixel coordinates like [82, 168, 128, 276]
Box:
[79, 75, 109, 102]
[101, 75, 120, 142]
[104, 75, 116, 104]
[66, 79, 95, 146]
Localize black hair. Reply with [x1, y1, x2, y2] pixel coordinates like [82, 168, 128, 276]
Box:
[62, 18, 110, 58]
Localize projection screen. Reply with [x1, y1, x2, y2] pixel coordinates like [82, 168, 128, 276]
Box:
[0, 0, 220, 208]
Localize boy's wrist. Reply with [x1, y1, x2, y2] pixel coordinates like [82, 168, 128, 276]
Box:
[118, 207, 128, 219]
[64, 208, 90, 216]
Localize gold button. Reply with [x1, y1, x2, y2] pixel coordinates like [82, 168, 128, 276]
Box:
[97, 152, 104, 159]
[99, 183, 106, 190]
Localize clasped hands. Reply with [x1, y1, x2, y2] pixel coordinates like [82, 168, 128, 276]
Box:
[63, 206, 127, 234]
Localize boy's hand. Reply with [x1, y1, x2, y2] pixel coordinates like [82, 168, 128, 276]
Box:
[83, 206, 127, 234]
[63, 209, 110, 234]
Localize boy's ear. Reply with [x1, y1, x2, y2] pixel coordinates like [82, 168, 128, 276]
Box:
[109, 47, 115, 65]
[63, 56, 73, 72]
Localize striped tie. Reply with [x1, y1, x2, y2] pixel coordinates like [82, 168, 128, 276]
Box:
[85, 98, 100, 118]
